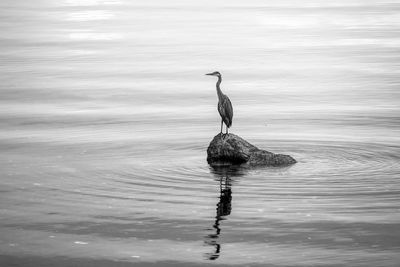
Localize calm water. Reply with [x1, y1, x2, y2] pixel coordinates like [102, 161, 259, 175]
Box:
[1, 0, 400, 266]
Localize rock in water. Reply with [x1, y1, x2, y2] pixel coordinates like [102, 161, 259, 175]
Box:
[207, 133, 296, 167]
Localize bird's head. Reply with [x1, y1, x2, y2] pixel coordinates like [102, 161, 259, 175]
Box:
[205, 71, 221, 78]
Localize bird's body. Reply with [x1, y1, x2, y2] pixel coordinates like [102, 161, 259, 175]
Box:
[217, 91, 233, 129]
[206, 71, 233, 136]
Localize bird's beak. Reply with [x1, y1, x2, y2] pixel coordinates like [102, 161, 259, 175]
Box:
[205, 73, 214, 76]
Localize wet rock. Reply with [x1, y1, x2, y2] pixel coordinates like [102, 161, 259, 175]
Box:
[207, 133, 296, 167]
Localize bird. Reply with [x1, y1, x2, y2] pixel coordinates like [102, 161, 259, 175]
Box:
[206, 71, 233, 137]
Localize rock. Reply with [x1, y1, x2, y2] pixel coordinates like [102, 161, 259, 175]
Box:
[207, 133, 296, 167]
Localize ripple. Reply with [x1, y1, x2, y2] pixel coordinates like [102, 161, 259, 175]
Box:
[288, 140, 399, 177]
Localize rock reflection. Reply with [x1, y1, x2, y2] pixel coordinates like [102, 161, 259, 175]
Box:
[204, 165, 246, 260]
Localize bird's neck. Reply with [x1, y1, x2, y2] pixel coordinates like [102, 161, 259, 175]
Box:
[216, 76, 223, 101]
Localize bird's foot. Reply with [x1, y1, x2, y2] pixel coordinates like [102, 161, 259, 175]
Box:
[220, 133, 229, 140]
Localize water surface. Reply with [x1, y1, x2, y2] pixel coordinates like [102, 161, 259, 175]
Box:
[1, 0, 400, 266]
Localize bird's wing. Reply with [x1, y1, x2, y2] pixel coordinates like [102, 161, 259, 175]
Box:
[223, 96, 233, 127]
[218, 101, 226, 119]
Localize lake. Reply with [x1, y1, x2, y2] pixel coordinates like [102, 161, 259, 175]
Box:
[0, 0, 400, 266]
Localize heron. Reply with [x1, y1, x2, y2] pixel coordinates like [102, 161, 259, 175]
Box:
[206, 71, 233, 137]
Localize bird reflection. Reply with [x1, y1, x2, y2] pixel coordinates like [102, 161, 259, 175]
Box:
[204, 165, 245, 260]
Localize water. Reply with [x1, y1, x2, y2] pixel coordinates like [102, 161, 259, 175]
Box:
[1, 0, 400, 266]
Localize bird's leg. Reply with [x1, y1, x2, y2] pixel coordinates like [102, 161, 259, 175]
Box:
[226, 127, 228, 136]
[220, 120, 223, 137]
